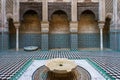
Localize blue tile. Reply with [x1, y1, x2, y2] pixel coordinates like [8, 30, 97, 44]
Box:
[9, 33, 42, 49]
[78, 33, 100, 48]
[41, 34, 48, 50]
[49, 34, 70, 49]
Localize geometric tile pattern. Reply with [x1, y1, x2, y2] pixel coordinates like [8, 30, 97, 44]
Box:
[0, 50, 120, 79]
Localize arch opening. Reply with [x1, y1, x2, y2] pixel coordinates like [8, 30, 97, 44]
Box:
[20, 10, 41, 49]
[49, 10, 70, 49]
[103, 17, 111, 48]
[50, 10, 69, 34]
[78, 10, 99, 49]
[21, 10, 41, 33]
[8, 18, 16, 49]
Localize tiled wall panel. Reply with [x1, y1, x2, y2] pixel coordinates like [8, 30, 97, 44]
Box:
[78, 33, 100, 48]
[10, 33, 41, 49]
[49, 34, 70, 49]
[70, 34, 78, 50]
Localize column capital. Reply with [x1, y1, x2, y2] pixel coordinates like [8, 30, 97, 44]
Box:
[14, 22, 20, 29]
[98, 21, 105, 29]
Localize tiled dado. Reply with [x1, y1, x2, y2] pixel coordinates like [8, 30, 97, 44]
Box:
[9, 33, 41, 49]
[110, 32, 120, 51]
[78, 33, 110, 48]
[0, 32, 9, 50]
[78, 33, 100, 48]
[7, 33, 110, 50]
[49, 34, 70, 49]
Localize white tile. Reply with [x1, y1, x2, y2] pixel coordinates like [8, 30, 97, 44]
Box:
[18, 60, 105, 80]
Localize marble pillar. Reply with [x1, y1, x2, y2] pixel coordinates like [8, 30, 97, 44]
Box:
[14, 22, 20, 51]
[98, 21, 104, 51]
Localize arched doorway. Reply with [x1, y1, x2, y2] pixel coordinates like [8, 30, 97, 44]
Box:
[20, 10, 41, 48]
[104, 17, 111, 48]
[9, 18, 16, 49]
[49, 10, 70, 49]
[78, 10, 99, 49]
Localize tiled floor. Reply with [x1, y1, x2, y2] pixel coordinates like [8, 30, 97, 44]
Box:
[0, 49, 120, 80]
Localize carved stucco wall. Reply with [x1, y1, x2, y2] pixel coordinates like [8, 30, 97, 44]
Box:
[77, 2, 99, 20]
[0, 0, 2, 27]
[6, 0, 13, 16]
[48, 2, 71, 21]
[104, 0, 113, 31]
[105, 0, 113, 17]
[118, 0, 120, 12]
[117, 0, 120, 26]
[20, 2, 42, 21]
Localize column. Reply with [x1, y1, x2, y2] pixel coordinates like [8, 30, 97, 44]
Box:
[14, 22, 20, 51]
[41, 0, 49, 50]
[70, 0, 78, 50]
[99, 0, 105, 51]
[13, 0, 20, 51]
[98, 21, 104, 51]
[1, 0, 8, 51]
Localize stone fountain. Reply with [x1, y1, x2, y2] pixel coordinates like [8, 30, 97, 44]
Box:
[32, 58, 91, 80]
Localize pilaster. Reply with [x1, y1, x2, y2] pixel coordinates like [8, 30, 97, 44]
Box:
[41, 21, 49, 51]
[70, 21, 78, 50]
[71, 0, 77, 21]
[42, 0, 48, 21]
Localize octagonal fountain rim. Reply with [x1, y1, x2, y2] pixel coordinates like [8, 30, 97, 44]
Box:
[45, 58, 77, 73]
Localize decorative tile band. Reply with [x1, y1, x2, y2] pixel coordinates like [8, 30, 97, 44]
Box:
[86, 59, 115, 80]
[10, 59, 33, 80]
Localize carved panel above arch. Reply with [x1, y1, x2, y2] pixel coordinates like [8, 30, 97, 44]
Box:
[77, 2, 99, 20]
[48, 2, 71, 21]
[20, 2, 42, 21]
